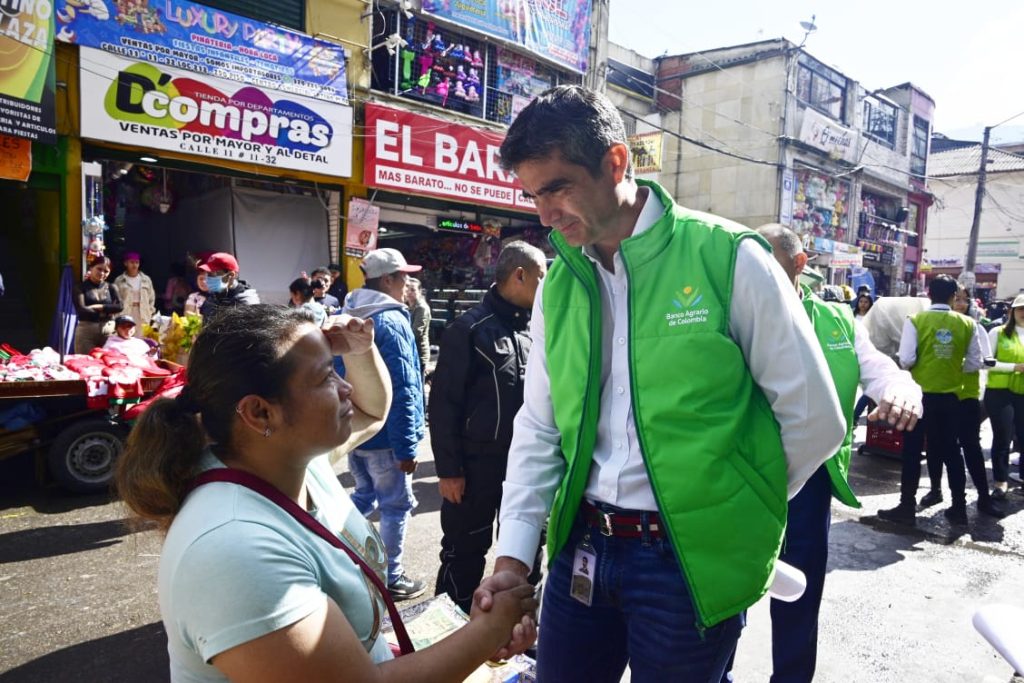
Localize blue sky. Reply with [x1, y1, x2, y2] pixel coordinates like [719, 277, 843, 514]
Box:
[608, 0, 1024, 143]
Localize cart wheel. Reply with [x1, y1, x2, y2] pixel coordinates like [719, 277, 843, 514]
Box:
[47, 419, 127, 493]
[857, 445, 867, 456]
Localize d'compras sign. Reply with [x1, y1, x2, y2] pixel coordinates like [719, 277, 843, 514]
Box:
[364, 103, 534, 212]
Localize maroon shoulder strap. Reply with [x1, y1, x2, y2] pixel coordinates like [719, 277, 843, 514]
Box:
[189, 468, 415, 656]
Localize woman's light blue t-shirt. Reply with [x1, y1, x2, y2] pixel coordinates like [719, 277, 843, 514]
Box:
[159, 452, 393, 682]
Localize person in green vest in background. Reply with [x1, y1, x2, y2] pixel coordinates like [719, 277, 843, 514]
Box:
[724, 224, 922, 683]
[472, 85, 853, 682]
[880, 274, 985, 526]
[919, 282, 1005, 519]
[984, 293, 1024, 500]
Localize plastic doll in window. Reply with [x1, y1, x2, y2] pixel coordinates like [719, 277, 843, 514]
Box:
[455, 64, 467, 84]
[431, 30, 447, 55]
[465, 80, 480, 102]
[435, 77, 450, 106]
[400, 49, 417, 91]
[466, 67, 481, 91]
[449, 43, 465, 61]
[417, 53, 434, 93]
[422, 22, 436, 51]
[453, 79, 466, 100]
[471, 49, 483, 67]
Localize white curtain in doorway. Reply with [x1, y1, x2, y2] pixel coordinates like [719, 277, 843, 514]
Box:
[232, 188, 329, 307]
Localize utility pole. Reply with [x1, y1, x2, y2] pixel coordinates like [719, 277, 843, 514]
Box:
[963, 125, 991, 294]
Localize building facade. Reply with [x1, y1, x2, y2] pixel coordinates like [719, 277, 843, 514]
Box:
[648, 39, 934, 296]
[926, 143, 1024, 301]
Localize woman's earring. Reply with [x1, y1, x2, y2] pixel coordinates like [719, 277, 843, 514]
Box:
[263, 427, 272, 438]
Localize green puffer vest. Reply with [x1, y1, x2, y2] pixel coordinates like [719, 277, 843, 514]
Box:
[802, 285, 860, 508]
[542, 180, 788, 628]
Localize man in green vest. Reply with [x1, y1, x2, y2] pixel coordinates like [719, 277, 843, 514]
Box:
[740, 224, 921, 682]
[471, 85, 853, 681]
[879, 274, 985, 526]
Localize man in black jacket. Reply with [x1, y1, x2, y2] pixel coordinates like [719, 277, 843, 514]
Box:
[430, 240, 547, 613]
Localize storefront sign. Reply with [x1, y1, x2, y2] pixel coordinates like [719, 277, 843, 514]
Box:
[437, 218, 483, 234]
[364, 103, 533, 212]
[79, 48, 353, 177]
[345, 198, 380, 257]
[0, 0, 57, 143]
[830, 243, 863, 268]
[779, 168, 794, 227]
[628, 132, 662, 174]
[798, 108, 857, 163]
[58, 0, 348, 103]
[977, 263, 1002, 274]
[0, 134, 31, 180]
[421, 0, 592, 73]
[977, 240, 1019, 258]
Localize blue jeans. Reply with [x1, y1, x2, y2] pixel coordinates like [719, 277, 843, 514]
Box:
[770, 464, 833, 683]
[537, 510, 743, 683]
[348, 448, 417, 584]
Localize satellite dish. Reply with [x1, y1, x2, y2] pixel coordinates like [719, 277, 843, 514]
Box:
[800, 16, 817, 32]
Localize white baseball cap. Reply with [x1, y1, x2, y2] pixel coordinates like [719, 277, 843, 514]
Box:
[1012, 293, 1024, 309]
[360, 248, 422, 279]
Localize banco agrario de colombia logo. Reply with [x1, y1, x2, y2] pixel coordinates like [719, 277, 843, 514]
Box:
[106, 62, 333, 163]
[665, 284, 711, 328]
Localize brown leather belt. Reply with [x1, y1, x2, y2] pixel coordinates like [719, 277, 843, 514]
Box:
[581, 500, 663, 539]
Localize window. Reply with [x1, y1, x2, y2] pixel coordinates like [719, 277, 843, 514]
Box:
[200, 0, 305, 31]
[796, 55, 847, 121]
[863, 97, 898, 148]
[371, 10, 573, 125]
[911, 116, 929, 178]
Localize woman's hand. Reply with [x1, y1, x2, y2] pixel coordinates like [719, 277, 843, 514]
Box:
[470, 581, 538, 657]
[1014, 363, 1024, 373]
[323, 316, 374, 356]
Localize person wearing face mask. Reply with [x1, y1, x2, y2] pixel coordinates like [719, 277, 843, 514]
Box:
[198, 252, 260, 322]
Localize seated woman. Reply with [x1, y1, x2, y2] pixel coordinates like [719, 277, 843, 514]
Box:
[116, 305, 535, 682]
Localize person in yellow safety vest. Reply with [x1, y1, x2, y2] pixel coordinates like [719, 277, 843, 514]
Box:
[879, 274, 986, 526]
[984, 293, 1024, 499]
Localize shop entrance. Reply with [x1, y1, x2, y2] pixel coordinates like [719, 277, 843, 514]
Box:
[82, 154, 337, 311]
[0, 177, 62, 350]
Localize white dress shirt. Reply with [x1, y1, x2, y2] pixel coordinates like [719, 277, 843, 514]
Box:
[898, 304, 985, 373]
[496, 190, 846, 567]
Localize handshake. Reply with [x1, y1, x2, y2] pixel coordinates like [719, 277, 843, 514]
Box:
[470, 561, 539, 660]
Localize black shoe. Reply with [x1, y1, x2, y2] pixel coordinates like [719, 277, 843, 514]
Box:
[978, 499, 1007, 519]
[388, 574, 427, 601]
[878, 503, 916, 525]
[918, 490, 943, 508]
[992, 486, 1007, 500]
[944, 505, 968, 526]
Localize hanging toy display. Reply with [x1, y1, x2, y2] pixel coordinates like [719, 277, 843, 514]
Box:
[83, 215, 108, 261]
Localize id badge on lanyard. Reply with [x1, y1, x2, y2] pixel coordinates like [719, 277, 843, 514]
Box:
[570, 534, 596, 606]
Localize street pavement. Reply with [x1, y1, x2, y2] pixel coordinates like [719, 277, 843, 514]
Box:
[1, 423, 1023, 682]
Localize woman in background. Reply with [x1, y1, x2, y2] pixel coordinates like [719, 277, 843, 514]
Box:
[74, 255, 123, 354]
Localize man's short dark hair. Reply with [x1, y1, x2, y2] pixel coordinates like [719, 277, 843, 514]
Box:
[495, 241, 546, 284]
[929, 274, 958, 304]
[499, 85, 633, 180]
